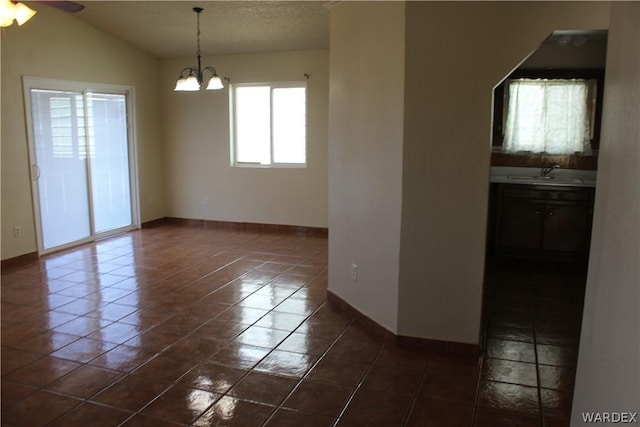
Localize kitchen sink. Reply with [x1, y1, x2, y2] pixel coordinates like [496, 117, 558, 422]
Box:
[508, 175, 584, 184]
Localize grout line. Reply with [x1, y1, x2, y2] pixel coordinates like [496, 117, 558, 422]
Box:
[400, 356, 431, 427]
[259, 311, 354, 427]
[471, 303, 491, 427]
[331, 336, 388, 426]
[532, 307, 545, 427]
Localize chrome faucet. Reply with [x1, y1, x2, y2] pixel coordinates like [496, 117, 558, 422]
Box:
[540, 164, 560, 177]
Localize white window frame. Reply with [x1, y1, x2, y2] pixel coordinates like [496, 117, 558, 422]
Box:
[230, 81, 307, 168]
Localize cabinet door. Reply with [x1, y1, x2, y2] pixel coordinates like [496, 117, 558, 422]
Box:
[497, 200, 544, 250]
[542, 204, 591, 253]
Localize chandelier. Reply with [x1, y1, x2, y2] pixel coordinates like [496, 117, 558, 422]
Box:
[175, 7, 224, 91]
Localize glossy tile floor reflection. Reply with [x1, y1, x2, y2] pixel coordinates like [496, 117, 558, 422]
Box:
[480, 256, 585, 427]
[2, 225, 585, 426]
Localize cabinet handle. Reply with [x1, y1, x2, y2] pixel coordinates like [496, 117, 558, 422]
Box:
[548, 211, 553, 216]
[535, 210, 541, 215]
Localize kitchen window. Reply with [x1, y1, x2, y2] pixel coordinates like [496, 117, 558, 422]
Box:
[503, 78, 597, 155]
[230, 82, 306, 167]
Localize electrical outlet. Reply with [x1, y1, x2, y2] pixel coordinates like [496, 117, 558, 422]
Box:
[351, 263, 358, 281]
[13, 226, 21, 238]
[203, 197, 209, 207]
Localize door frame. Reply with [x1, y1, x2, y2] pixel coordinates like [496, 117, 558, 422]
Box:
[22, 76, 140, 255]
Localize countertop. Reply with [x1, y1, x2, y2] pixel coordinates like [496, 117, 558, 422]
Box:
[490, 167, 597, 188]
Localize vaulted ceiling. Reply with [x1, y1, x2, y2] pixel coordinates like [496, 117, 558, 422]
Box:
[66, 1, 330, 58]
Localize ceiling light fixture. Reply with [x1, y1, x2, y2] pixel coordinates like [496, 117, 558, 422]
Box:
[175, 7, 223, 92]
[0, 0, 36, 27]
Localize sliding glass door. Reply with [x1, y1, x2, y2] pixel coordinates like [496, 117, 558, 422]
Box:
[24, 78, 138, 254]
[86, 93, 133, 234]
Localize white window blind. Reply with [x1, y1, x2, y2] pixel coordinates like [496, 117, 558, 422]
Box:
[503, 79, 592, 155]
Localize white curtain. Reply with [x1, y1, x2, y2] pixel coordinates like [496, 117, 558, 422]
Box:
[503, 79, 591, 155]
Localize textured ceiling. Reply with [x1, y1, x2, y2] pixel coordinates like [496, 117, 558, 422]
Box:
[71, 1, 330, 59]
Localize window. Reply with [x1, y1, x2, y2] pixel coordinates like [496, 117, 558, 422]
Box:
[231, 82, 306, 167]
[503, 78, 597, 155]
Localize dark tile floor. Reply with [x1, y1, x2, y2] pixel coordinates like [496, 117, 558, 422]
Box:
[1, 224, 585, 426]
[480, 256, 585, 427]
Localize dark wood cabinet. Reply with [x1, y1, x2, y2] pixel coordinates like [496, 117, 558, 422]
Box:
[494, 184, 595, 258]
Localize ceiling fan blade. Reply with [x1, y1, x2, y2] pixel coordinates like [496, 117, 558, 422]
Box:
[38, 1, 85, 13]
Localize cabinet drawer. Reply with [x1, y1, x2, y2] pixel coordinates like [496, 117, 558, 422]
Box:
[501, 185, 592, 202]
[554, 190, 591, 201]
[502, 187, 546, 199]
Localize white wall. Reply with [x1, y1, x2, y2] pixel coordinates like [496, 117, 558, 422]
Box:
[398, 2, 610, 344]
[328, 1, 608, 342]
[161, 50, 328, 228]
[328, 1, 406, 332]
[572, 2, 640, 421]
[1, 2, 165, 261]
